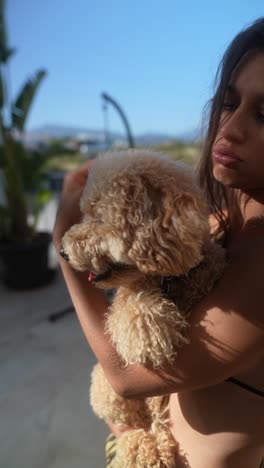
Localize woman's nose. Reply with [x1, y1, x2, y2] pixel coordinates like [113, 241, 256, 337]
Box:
[219, 108, 247, 143]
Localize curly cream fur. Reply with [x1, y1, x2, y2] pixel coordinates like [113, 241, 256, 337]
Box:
[106, 286, 190, 367]
[114, 396, 179, 468]
[90, 363, 151, 428]
[63, 149, 210, 276]
[61, 149, 226, 467]
[115, 427, 179, 468]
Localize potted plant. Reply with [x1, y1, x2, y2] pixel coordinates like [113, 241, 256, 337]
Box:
[0, 0, 53, 289]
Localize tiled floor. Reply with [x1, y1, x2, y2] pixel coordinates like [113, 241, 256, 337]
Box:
[0, 269, 109, 468]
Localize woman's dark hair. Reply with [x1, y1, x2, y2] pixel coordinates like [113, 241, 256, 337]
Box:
[197, 18, 264, 243]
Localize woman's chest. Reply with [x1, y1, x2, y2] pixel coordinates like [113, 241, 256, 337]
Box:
[169, 383, 264, 465]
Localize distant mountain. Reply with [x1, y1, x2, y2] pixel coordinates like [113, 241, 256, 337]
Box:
[25, 124, 110, 143]
[30, 124, 98, 138]
[135, 132, 177, 145]
[176, 127, 202, 142]
[25, 124, 199, 145]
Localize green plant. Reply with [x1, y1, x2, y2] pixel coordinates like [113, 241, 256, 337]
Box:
[0, 0, 49, 241]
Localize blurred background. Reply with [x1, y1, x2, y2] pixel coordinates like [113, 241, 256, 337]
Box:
[0, 1, 263, 467]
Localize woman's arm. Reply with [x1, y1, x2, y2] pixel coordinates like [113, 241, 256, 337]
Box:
[53, 162, 129, 395]
[54, 164, 264, 399]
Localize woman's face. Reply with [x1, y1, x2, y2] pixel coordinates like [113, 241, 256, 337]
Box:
[212, 52, 264, 195]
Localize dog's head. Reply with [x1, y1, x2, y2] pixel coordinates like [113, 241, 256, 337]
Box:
[61, 150, 210, 288]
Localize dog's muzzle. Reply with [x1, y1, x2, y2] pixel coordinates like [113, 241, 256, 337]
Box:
[59, 245, 69, 262]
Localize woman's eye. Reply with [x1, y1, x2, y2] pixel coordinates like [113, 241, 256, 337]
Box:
[222, 102, 235, 111]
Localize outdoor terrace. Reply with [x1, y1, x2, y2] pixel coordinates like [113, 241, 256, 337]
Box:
[0, 197, 109, 468]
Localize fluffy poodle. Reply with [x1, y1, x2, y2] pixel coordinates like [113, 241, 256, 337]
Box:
[61, 149, 226, 467]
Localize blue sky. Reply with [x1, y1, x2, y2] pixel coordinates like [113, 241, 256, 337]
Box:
[7, 1, 264, 136]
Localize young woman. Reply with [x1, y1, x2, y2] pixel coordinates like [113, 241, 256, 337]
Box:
[53, 18, 264, 468]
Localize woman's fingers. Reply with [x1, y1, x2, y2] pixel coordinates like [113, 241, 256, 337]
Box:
[55, 159, 96, 234]
[63, 159, 95, 191]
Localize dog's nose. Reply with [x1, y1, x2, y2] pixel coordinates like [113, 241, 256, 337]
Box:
[59, 245, 69, 262]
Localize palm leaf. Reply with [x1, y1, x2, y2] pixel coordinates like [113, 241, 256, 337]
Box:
[0, 0, 7, 57]
[11, 69, 47, 131]
[0, 69, 5, 108]
[0, 47, 15, 63]
[0, 0, 15, 63]
[3, 135, 31, 239]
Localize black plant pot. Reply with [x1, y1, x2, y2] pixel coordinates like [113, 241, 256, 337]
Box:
[0, 232, 55, 289]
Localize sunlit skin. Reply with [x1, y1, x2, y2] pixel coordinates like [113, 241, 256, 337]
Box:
[53, 53, 264, 468]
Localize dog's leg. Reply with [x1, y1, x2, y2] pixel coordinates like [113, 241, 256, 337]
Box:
[106, 287, 190, 368]
[90, 363, 151, 429]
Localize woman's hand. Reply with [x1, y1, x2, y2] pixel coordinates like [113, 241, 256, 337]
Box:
[53, 159, 94, 249]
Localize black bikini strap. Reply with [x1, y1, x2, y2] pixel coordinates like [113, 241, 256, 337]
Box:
[226, 377, 264, 397]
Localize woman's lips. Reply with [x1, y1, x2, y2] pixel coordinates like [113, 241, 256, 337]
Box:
[212, 148, 242, 168]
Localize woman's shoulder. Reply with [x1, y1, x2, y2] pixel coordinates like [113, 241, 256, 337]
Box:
[209, 209, 264, 252]
[228, 216, 264, 258]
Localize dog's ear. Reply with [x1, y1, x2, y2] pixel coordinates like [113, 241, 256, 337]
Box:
[128, 187, 210, 276]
